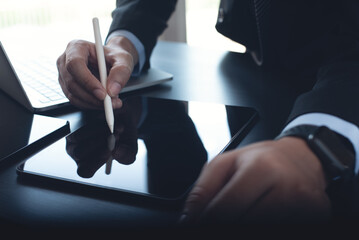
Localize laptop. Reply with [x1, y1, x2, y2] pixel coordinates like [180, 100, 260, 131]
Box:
[0, 42, 173, 113]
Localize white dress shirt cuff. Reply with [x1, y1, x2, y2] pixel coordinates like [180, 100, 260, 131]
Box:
[283, 113, 359, 174]
[106, 30, 146, 76]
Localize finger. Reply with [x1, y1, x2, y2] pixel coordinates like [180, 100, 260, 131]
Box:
[179, 150, 239, 225]
[76, 152, 110, 178]
[59, 71, 103, 109]
[65, 41, 106, 100]
[57, 44, 105, 109]
[66, 85, 123, 109]
[105, 47, 133, 98]
[57, 53, 73, 97]
[111, 97, 123, 109]
[112, 143, 137, 165]
[112, 128, 138, 165]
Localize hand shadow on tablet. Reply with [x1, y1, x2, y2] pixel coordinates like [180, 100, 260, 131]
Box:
[65, 96, 208, 198]
[65, 98, 142, 178]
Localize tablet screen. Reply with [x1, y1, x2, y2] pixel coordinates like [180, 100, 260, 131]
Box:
[18, 96, 257, 201]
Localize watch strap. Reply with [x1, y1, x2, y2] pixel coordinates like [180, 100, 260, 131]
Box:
[275, 124, 319, 141]
[276, 125, 355, 183]
[276, 124, 357, 217]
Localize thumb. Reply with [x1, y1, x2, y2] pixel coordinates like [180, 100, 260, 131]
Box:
[107, 64, 132, 97]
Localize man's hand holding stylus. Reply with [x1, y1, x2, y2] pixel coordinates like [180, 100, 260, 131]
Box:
[57, 36, 138, 109]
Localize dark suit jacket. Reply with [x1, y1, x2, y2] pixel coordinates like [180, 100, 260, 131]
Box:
[108, 0, 359, 131]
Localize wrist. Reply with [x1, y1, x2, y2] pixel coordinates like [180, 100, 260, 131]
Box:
[277, 125, 356, 215]
[106, 36, 139, 66]
[276, 125, 356, 216]
[277, 125, 355, 184]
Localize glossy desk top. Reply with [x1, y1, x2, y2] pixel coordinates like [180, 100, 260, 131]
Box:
[0, 41, 305, 229]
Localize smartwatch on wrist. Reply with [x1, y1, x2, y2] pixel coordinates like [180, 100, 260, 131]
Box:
[276, 124, 357, 216]
[276, 125, 355, 187]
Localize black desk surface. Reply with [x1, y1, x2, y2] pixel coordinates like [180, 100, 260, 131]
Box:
[0, 41, 304, 229]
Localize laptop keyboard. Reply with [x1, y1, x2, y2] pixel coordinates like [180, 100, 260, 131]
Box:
[13, 58, 66, 104]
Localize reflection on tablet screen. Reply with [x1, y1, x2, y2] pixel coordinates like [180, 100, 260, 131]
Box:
[18, 96, 257, 201]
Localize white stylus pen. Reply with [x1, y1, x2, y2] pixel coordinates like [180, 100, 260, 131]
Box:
[92, 17, 114, 133]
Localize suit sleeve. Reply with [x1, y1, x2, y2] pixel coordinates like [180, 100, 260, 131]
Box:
[108, 0, 178, 70]
[287, 54, 359, 127]
[286, 0, 359, 128]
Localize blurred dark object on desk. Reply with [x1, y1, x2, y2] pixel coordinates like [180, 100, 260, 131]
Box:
[0, 90, 70, 169]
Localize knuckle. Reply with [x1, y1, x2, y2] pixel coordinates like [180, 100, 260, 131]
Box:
[292, 184, 312, 198]
[65, 56, 82, 73]
[81, 76, 95, 90]
[206, 156, 228, 172]
[185, 185, 208, 207]
[66, 92, 76, 103]
[56, 54, 64, 68]
[112, 64, 132, 76]
[57, 75, 65, 89]
[119, 51, 133, 62]
[107, 50, 134, 69]
[246, 151, 286, 182]
[68, 39, 88, 47]
[64, 80, 75, 93]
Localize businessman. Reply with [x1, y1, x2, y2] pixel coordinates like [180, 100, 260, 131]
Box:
[57, 0, 359, 224]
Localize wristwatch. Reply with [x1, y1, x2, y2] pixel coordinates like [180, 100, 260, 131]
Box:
[276, 124, 356, 215]
[276, 125, 355, 187]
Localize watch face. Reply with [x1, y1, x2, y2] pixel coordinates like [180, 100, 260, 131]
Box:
[308, 126, 354, 183]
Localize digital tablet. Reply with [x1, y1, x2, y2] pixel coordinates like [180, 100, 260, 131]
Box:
[17, 96, 257, 204]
